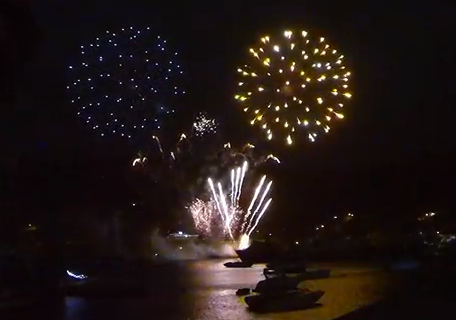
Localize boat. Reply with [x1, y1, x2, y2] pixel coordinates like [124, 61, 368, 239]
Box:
[236, 288, 251, 296]
[235, 240, 311, 264]
[66, 270, 89, 281]
[245, 289, 324, 312]
[224, 261, 253, 268]
[64, 268, 147, 296]
[235, 241, 281, 263]
[264, 268, 331, 280]
[254, 274, 308, 294]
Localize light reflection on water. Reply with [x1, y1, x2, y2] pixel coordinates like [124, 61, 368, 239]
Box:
[58, 260, 391, 320]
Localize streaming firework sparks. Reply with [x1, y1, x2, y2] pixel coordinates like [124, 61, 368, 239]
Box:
[151, 133, 187, 165]
[189, 161, 273, 249]
[149, 134, 280, 169]
[141, 124, 279, 191]
[221, 142, 280, 168]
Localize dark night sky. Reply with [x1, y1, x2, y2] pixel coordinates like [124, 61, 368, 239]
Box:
[2, 1, 456, 228]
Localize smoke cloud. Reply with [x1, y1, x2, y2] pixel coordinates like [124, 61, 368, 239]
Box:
[150, 230, 236, 261]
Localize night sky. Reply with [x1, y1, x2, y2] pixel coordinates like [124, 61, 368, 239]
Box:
[2, 1, 455, 230]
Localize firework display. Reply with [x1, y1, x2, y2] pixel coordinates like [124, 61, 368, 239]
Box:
[120, 26, 355, 251]
[189, 161, 273, 249]
[235, 29, 352, 145]
[67, 26, 185, 140]
[147, 135, 278, 190]
[132, 112, 279, 190]
[131, 113, 279, 248]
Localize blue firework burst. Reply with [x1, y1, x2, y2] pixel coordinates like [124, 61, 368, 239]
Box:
[67, 26, 185, 140]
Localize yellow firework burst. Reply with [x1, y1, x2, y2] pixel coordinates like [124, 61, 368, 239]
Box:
[234, 29, 352, 145]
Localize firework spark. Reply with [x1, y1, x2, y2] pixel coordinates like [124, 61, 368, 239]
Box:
[193, 112, 217, 137]
[189, 160, 273, 249]
[188, 199, 215, 236]
[132, 112, 279, 227]
[222, 142, 280, 167]
[144, 122, 279, 190]
[235, 29, 352, 145]
[67, 27, 185, 141]
[132, 156, 147, 167]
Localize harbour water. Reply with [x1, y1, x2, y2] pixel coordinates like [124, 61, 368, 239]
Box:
[3, 259, 453, 320]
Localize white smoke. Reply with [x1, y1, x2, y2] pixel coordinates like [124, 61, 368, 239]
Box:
[150, 230, 236, 261]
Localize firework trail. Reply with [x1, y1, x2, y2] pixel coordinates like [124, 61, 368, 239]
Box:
[245, 179, 273, 235]
[190, 161, 273, 249]
[139, 114, 279, 203]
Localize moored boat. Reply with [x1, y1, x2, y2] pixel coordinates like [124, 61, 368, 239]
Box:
[263, 267, 331, 280]
[245, 289, 324, 312]
[224, 261, 253, 268]
[254, 274, 308, 294]
[236, 288, 251, 296]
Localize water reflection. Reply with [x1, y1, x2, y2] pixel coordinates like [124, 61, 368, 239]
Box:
[7, 260, 394, 320]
